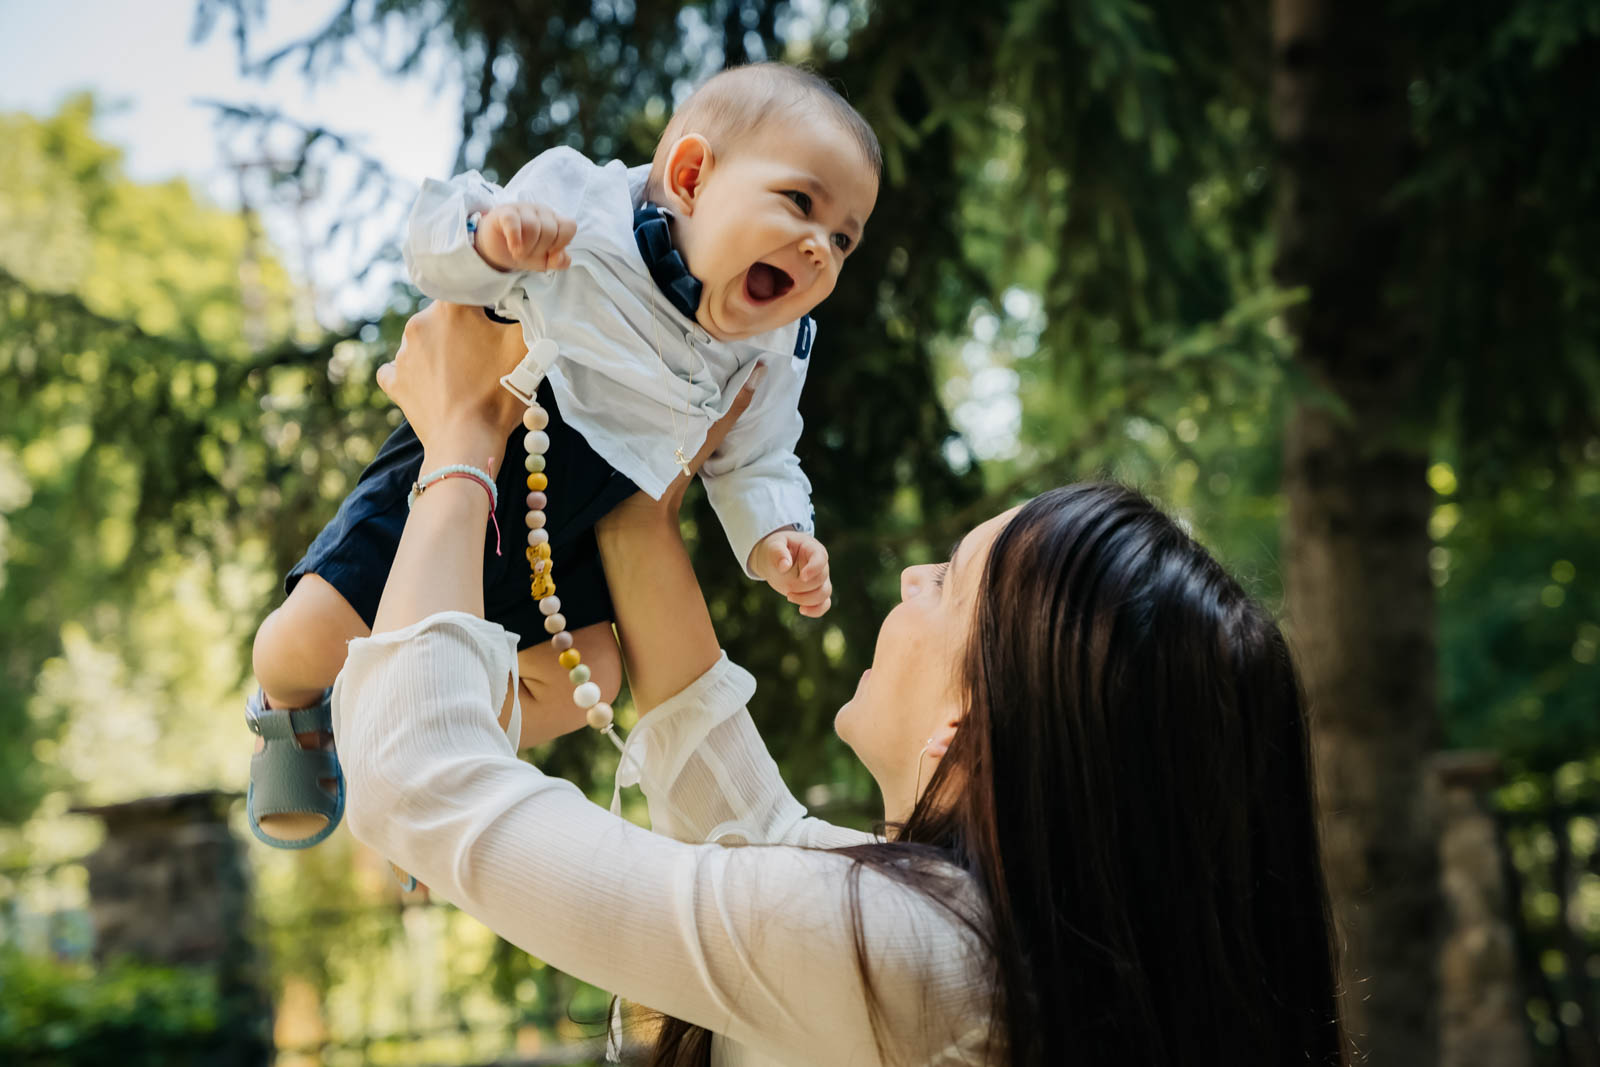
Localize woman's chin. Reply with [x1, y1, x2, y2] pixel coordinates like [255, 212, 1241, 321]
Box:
[832, 698, 861, 746]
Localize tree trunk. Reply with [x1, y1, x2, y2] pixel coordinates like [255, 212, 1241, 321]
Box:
[1272, 1, 1441, 1062]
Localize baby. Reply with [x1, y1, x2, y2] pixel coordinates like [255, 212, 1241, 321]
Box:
[245, 63, 881, 849]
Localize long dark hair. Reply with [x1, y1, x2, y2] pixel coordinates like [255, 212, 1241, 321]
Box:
[650, 483, 1347, 1065]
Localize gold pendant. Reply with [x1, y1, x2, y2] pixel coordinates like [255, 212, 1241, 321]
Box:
[675, 447, 692, 477]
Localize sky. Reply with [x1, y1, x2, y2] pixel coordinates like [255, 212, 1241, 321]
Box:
[0, 0, 464, 319]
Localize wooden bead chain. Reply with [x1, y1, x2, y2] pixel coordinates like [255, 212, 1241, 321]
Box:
[521, 400, 626, 750]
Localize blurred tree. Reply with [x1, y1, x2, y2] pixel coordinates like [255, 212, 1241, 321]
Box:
[1272, 2, 1600, 1060]
[0, 99, 397, 826]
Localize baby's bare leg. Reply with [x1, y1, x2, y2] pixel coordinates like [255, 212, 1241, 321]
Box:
[510, 622, 622, 749]
[251, 573, 370, 840]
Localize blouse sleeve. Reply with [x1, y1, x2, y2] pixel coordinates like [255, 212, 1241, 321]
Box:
[615, 652, 874, 849]
[332, 612, 986, 1065]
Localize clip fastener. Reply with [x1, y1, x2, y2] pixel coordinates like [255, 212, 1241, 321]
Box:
[499, 337, 560, 405]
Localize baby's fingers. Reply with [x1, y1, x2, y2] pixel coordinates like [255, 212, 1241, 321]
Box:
[498, 210, 527, 256]
[788, 578, 833, 609]
[796, 542, 829, 584]
[550, 213, 577, 251]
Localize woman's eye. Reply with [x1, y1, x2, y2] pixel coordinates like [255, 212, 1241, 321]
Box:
[932, 563, 951, 590]
[783, 190, 813, 214]
[831, 233, 853, 252]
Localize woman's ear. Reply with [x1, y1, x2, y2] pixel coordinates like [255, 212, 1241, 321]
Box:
[926, 715, 962, 759]
[661, 134, 713, 216]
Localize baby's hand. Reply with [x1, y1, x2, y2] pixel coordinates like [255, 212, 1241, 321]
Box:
[751, 530, 832, 618]
[475, 203, 576, 273]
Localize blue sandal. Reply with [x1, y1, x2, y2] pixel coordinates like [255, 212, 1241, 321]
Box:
[245, 688, 345, 850]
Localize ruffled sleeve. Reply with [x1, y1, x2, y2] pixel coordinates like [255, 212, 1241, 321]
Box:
[616, 653, 874, 848]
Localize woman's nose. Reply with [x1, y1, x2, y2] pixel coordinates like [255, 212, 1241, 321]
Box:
[901, 565, 930, 601]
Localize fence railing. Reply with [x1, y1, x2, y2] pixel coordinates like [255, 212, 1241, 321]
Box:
[1496, 800, 1600, 1067]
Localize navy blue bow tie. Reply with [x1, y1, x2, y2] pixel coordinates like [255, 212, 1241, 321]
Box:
[633, 202, 704, 320]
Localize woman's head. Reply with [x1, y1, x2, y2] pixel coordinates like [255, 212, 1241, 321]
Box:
[839, 482, 1345, 1064]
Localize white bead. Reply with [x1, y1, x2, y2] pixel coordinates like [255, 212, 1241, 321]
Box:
[524, 430, 550, 455]
[539, 596, 562, 616]
[527, 528, 549, 546]
[525, 510, 547, 529]
[523, 405, 550, 431]
[544, 613, 567, 634]
[572, 682, 602, 709]
[586, 701, 614, 731]
[524, 453, 546, 473]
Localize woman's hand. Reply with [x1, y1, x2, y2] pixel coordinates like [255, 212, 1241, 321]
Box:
[376, 301, 529, 471]
[369, 302, 526, 636]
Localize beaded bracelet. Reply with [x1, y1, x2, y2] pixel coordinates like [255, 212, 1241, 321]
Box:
[520, 402, 623, 747]
[409, 463, 502, 557]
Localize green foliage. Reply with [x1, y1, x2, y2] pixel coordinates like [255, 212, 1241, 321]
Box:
[1437, 456, 1600, 766]
[0, 949, 225, 1066]
[0, 101, 405, 824]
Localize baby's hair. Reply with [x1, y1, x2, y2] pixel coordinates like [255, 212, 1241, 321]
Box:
[646, 63, 882, 200]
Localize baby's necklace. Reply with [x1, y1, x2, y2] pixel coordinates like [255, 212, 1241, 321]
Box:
[648, 295, 697, 478]
[519, 397, 624, 748]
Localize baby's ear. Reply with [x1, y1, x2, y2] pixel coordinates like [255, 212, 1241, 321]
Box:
[663, 134, 713, 214]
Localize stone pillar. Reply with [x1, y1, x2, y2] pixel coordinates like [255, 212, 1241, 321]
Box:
[73, 790, 273, 1065]
[1431, 751, 1532, 1067]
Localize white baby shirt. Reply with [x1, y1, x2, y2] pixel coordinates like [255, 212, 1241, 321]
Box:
[403, 147, 817, 575]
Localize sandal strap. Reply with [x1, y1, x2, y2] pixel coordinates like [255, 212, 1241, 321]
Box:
[249, 746, 342, 816]
[245, 688, 333, 741]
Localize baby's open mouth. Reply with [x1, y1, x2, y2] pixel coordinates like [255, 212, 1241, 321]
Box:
[744, 262, 794, 304]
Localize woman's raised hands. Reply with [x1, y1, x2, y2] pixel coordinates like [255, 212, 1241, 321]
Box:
[375, 301, 529, 470]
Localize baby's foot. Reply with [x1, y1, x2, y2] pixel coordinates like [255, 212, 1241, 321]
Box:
[245, 688, 344, 848]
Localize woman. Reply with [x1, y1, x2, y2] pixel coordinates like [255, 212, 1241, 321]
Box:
[334, 301, 1347, 1065]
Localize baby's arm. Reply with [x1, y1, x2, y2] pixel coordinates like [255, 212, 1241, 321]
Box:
[699, 359, 831, 616]
[402, 149, 592, 307]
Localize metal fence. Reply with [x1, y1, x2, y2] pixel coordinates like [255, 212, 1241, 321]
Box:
[1497, 799, 1600, 1067]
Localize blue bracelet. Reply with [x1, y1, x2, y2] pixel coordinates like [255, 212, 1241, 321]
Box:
[407, 463, 498, 511]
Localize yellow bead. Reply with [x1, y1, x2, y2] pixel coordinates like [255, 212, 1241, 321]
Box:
[527, 473, 548, 492]
[558, 649, 581, 670]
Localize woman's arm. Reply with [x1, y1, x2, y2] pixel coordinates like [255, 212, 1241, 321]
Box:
[335, 622, 983, 1064]
[593, 380, 872, 849]
[370, 301, 529, 635]
[592, 384, 746, 712]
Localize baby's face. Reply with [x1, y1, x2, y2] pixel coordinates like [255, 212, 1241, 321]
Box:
[670, 116, 878, 342]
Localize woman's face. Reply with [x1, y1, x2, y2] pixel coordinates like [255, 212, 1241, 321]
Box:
[836, 506, 1021, 819]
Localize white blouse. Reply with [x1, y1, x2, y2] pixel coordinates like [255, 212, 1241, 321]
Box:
[331, 612, 993, 1066]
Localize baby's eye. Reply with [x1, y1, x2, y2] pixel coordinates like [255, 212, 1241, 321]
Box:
[832, 233, 853, 252]
[783, 190, 813, 214]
